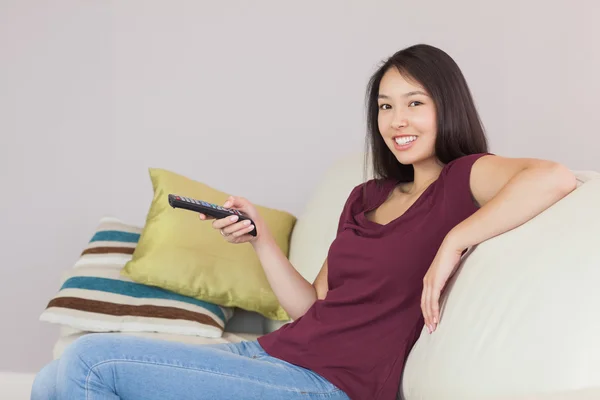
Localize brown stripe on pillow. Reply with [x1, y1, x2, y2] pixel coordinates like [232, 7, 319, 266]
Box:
[81, 247, 135, 256]
[47, 297, 222, 329]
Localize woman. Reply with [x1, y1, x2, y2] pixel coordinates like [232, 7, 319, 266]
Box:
[31, 44, 576, 400]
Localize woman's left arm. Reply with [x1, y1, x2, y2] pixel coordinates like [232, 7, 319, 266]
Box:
[422, 155, 577, 334]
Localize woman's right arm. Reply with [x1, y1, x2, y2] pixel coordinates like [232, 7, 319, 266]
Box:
[200, 195, 328, 320]
[251, 236, 328, 320]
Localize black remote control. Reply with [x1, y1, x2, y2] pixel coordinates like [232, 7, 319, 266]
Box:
[168, 194, 257, 236]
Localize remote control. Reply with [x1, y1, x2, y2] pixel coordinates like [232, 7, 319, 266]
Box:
[168, 194, 257, 236]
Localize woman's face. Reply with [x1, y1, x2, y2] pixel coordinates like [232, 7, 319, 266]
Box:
[377, 68, 437, 166]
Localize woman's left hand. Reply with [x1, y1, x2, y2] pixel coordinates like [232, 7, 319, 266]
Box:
[421, 238, 464, 334]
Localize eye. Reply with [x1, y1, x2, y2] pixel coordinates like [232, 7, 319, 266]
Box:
[409, 101, 423, 107]
[378, 104, 391, 110]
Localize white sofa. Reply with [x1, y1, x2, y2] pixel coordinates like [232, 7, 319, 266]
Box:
[51, 152, 600, 400]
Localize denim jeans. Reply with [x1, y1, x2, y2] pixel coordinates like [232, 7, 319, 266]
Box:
[31, 333, 350, 400]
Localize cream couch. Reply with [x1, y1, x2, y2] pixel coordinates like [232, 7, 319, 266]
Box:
[52, 152, 600, 400]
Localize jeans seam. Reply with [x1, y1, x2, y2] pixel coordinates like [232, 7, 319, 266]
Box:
[85, 358, 343, 396]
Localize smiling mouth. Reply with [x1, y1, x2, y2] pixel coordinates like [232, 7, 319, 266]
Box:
[394, 135, 417, 145]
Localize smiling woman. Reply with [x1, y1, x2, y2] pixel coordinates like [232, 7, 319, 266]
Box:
[31, 43, 576, 400]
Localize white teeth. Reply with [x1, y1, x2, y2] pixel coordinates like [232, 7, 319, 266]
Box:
[395, 136, 417, 145]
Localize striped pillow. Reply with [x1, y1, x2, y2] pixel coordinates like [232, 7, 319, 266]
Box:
[40, 217, 234, 338]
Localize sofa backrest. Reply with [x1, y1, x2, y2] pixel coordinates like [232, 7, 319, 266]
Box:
[401, 171, 600, 399]
[287, 151, 373, 283]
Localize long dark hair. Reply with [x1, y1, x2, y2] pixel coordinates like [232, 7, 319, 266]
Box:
[363, 44, 489, 193]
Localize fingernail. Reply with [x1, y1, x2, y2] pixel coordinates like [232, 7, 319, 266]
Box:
[229, 215, 238, 221]
[248, 224, 254, 230]
[224, 202, 230, 207]
[243, 220, 251, 225]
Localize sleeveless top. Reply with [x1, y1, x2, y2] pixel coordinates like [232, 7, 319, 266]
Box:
[257, 153, 490, 400]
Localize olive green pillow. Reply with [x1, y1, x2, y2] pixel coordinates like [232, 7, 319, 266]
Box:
[121, 168, 295, 321]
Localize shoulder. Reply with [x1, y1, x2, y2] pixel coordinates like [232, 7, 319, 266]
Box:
[349, 178, 393, 202]
[442, 152, 563, 208]
[462, 153, 569, 208]
[340, 178, 392, 215]
[336, 179, 386, 234]
[443, 153, 494, 176]
[439, 152, 494, 211]
[441, 152, 494, 190]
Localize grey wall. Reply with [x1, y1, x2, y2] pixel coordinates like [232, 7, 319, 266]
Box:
[1, 0, 598, 373]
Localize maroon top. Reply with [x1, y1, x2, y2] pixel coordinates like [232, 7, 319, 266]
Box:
[258, 153, 490, 400]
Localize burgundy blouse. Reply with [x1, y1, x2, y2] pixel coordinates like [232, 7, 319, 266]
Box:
[258, 153, 489, 399]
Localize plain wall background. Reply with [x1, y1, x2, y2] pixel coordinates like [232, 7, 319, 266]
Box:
[1, 0, 598, 373]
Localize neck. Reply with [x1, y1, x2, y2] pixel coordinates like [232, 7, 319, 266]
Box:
[402, 157, 444, 195]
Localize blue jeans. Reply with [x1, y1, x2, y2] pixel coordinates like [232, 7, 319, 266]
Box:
[31, 333, 350, 400]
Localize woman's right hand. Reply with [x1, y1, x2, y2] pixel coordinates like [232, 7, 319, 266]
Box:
[198, 195, 267, 244]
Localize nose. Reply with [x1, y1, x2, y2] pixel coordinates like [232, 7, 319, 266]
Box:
[391, 110, 408, 129]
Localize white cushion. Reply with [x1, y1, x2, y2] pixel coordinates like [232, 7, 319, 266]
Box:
[288, 152, 371, 283]
[401, 172, 600, 399]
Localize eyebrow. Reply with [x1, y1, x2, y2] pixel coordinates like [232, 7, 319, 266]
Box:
[377, 91, 428, 99]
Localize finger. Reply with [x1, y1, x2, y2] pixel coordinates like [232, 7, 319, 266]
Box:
[222, 220, 252, 236]
[424, 282, 432, 333]
[231, 224, 255, 238]
[224, 196, 250, 214]
[420, 283, 429, 331]
[212, 215, 239, 229]
[223, 195, 239, 209]
[431, 289, 441, 331]
[426, 285, 435, 333]
[428, 285, 436, 333]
